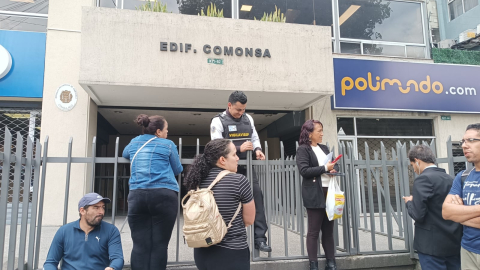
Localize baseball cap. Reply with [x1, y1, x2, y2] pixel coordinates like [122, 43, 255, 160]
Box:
[78, 193, 111, 211]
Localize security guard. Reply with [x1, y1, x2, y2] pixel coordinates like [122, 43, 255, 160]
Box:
[210, 91, 272, 252]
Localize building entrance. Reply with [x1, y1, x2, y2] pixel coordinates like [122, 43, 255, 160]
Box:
[93, 106, 300, 214]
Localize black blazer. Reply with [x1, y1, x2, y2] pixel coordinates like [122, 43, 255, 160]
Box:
[296, 143, 338, 209]
[406, 167, 462, 257]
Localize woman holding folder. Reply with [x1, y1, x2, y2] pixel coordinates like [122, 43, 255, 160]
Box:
[296, 120, 339, 270]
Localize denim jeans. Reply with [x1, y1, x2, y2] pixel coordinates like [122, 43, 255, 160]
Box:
[128, 188, 178, 270]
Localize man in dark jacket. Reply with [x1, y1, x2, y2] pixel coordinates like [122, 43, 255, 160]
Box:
[44, 193, 124, 270]
[404, 145, 462, 270]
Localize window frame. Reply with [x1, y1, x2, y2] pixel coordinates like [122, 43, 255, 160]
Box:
[448, 0, 479, 21]
[336, 0, 427, 58]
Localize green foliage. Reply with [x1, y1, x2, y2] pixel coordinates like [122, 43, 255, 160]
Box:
[432, 48, 480, 66]
[254, 6, 286, 23]
[136, 0, 168, 12]
[198, 3, 224, 17]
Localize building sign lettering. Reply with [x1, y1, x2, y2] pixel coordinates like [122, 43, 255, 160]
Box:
[333, 58, 480, 113]
[160, 42, 271, 58]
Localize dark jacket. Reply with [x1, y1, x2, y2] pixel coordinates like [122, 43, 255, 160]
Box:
[296, 143, 338, 209]
[406, 167, 462, 257]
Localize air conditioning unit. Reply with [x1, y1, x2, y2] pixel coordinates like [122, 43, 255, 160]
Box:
[438, 39, 456, 48]
[459, 29, 476, 42]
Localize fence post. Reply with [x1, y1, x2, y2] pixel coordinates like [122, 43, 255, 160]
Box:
[34, 136, 49, 269]
[364, 142, 377, 251]
[380, 142, 393, 251]
[63, 138, 73, 225]
[265, 141, 273, 258]
[446, 136, 455, 177]
[18, 137, 34, 270]
[27, 139, 42, 270]
[7, 132, 24, 270]
[0, 127, 12, 270]
[175, 138, 182, 263]
[347, 141, 360, 255]
[91, 137, 97, 192]
[112, 137, 120, 225]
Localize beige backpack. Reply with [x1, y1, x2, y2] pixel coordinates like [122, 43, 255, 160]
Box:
[182, 170, 242, 248]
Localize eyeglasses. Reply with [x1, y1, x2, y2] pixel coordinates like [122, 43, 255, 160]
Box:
[460, 138, 480, 145]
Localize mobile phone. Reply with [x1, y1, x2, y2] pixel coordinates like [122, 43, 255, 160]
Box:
[333, 154, 343, 163]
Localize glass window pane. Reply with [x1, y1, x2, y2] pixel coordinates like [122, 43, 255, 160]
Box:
[363, 43, 405, 57]
[356, 118, 433, 136]
[0, 0, 48, 14]
[406, 46, 425, 58]
[119, 0, 232, 17]
[340, 42, 361, 54]
[464, 0, 478, 12]
[337, 118, 355, 136]
[239, 0, 333, 33]
[449, 0, 464, 20]
[339, 0, 424, 44]
[0, 15, 47, 32]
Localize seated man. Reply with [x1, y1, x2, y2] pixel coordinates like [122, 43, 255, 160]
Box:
[44, 193, 124, 270]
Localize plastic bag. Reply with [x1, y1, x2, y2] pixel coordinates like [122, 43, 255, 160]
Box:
[325, 177, 345, 221]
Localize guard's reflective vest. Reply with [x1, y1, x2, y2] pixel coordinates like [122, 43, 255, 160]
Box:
[215, 112, 253, 160]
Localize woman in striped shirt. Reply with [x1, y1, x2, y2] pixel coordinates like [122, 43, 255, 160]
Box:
[184, 139, 256, 270]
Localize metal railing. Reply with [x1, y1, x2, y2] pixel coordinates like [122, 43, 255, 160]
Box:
[0, 127, 470, 269]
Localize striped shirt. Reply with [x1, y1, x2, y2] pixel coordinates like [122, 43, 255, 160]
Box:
[198, 167, 253, 250]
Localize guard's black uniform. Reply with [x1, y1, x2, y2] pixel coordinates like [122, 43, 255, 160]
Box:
[211, 111, 268, 246]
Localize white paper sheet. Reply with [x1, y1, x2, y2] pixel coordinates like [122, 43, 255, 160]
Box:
[321, 152, 333, 166]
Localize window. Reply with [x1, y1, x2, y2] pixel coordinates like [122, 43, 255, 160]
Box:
[464, 0, 479, 12]
[0, 0, 48, 32]
[0, 0, 48, 14]
[239, 0, 333, 34]
[355, 118, 433, 136]
[99, 0, 232, 17]
[449, 0, 464, 20]
[449, 0, 478, 20]
[339, 0, 424, 44]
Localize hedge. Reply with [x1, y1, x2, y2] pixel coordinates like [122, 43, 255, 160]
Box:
[432, 48, 480, 66]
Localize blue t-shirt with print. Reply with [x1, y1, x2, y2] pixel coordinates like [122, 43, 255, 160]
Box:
[449, 169, 480, 254]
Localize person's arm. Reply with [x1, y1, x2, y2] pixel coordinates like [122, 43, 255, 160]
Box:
[296, 146, 326, 179]
[169, 142, 184, 176]
[238, 175, 255, 226]
[122, 142, 131, 160]
[442, 173, 480, 222]
[210, 117, 225, 140]
[405, 175, 433, 223]
[246, 114, 262, 151]
[107, 227, 124, 270]
[242, 200, 255, 226]
[43, 227, 64, 270]
[462, 217, 480, 229]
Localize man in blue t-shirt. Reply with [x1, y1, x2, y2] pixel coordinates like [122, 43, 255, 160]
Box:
[443, 123, 480, 269]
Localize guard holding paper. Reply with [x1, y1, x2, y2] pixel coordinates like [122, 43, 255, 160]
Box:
[210, 91, 272, 253]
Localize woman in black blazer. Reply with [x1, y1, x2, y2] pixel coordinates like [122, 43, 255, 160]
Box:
[296, 120, 339, 270]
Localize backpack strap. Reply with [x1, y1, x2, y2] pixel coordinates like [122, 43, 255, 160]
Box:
[227, 203, 242, 229]
[462, 167, 475, 187]
[130, 137, 156, 171]
[206, 170, 232, 190]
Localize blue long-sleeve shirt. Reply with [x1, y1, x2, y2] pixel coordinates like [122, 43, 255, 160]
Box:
[43, 220, 124, 270]
[122, 134, 183, 192]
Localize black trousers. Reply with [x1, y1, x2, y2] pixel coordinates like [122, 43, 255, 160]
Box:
[237, 165, 268, 244]
[306, 187, 335, 261]
[128, 188, 178, 270]
[194, 245, 250, 270]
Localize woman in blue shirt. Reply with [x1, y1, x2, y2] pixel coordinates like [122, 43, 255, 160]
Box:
[122, 114, 183, 270]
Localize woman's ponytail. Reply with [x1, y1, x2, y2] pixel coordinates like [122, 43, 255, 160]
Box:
[184, 154, 211, 190]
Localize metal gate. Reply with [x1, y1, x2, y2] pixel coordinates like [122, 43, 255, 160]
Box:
[0, 127, 469, 269]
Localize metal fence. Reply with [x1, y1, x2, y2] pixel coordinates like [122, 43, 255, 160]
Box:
[0, 127, 470, 270]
